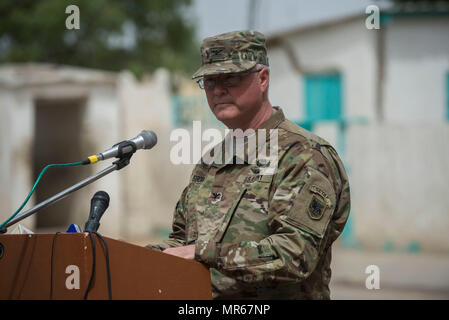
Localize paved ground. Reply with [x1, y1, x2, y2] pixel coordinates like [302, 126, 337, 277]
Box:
[330, 247, 449, 300]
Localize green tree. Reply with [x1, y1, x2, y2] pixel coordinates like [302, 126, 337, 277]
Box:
[0, 0, 199, 77]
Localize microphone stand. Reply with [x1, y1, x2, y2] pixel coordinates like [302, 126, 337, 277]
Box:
[0, 147, 134, 234]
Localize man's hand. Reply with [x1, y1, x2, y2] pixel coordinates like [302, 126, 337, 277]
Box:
[163, 244, 195, 259]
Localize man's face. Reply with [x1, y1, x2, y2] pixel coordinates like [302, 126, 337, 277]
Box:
[203, 67, 269, 126]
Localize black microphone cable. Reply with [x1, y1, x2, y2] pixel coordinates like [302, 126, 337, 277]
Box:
[84, 191, 111, 300]
[50, 231, 111, 300]
[94, 231, 112, 300]
[83, 231, 112, 300]
[84, 232, 97, 300]
[50, 232, 61, 300]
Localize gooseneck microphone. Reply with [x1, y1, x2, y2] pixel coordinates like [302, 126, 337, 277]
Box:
[84, 191, 110, 233]
[86, 130, 157, 164]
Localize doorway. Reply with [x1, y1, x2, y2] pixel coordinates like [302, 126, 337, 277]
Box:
[33, 98, 90, 231]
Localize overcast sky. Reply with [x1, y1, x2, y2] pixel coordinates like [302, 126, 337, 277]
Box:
[191, 0, 391, 40]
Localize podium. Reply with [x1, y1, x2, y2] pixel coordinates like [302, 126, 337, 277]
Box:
[0, 234, 212, 300]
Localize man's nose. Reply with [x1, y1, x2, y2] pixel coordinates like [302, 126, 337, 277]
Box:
[212, 79, 227, 96]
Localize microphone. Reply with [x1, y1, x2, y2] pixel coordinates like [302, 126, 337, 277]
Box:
[84, 191, 110, 233]
[86, 130, 157, 164]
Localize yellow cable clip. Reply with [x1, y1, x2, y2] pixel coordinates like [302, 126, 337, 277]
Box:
[88, 155, 99, 164]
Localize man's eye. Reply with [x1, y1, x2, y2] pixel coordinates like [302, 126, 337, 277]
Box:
[225, 76, 239, 83]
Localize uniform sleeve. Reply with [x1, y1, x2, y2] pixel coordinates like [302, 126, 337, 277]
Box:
[145, 185, 189, 251]
[194, 144, 338, 285]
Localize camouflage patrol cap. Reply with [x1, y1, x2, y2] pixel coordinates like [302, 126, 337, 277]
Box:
[192, 30, 269, 79]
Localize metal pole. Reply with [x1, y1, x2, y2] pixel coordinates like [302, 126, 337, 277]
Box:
[3, 163, 118, 230]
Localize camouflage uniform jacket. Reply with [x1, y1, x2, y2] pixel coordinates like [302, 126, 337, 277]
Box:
[148, 107, 350, 299]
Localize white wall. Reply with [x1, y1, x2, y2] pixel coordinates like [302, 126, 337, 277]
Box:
[116, 69, 193, 241]
[0, 89, 36, 231]
[80, 84, 122, 237]
[383, 17, 449, 123]
[347, 123, 449, 252]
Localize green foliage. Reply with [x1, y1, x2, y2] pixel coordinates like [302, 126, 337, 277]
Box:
[0, 0, 200, 77]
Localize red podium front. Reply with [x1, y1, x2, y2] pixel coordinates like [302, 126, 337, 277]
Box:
[0, 234, 212, 300]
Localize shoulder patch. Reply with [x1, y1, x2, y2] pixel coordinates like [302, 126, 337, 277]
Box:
[285, 166, 336, 238]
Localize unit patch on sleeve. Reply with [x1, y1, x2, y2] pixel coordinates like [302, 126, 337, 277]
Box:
[308, 196, 326, 220]
[284, 166, 337, 238]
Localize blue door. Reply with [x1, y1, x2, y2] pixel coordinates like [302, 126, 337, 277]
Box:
[303, 72, 342, 131]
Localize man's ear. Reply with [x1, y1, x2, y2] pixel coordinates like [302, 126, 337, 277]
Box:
[259, 68, 270, 94]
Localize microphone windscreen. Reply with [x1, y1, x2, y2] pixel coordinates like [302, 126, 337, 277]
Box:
[139, 130, 157, 149]
[92, 191, 110, 208]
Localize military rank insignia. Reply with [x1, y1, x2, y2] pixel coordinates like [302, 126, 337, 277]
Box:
[192, 175, 205, 183]
[308, 196, 326, 220]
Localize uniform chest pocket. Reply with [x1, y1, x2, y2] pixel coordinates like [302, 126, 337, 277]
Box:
[221, 175, 273, 243]
[239, 174, 273, 215]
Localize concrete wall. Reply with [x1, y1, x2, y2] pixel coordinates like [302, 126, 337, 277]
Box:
[116, 69, 193, 242]
[80, 84, 122, 236]
[383, 16, 449, 123]
[0, 89, 35, 230]
[347, 123, 449, 252]
[348, 16, 449, 252]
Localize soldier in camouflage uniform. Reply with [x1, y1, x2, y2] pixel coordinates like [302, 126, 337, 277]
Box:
[147, 30, 350, 299]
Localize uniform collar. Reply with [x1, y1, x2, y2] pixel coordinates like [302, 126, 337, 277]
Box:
[258, 106, 285, 130]
[203, 106, 284, 168]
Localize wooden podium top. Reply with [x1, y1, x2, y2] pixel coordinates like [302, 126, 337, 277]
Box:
[0, 233, 212, 300]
